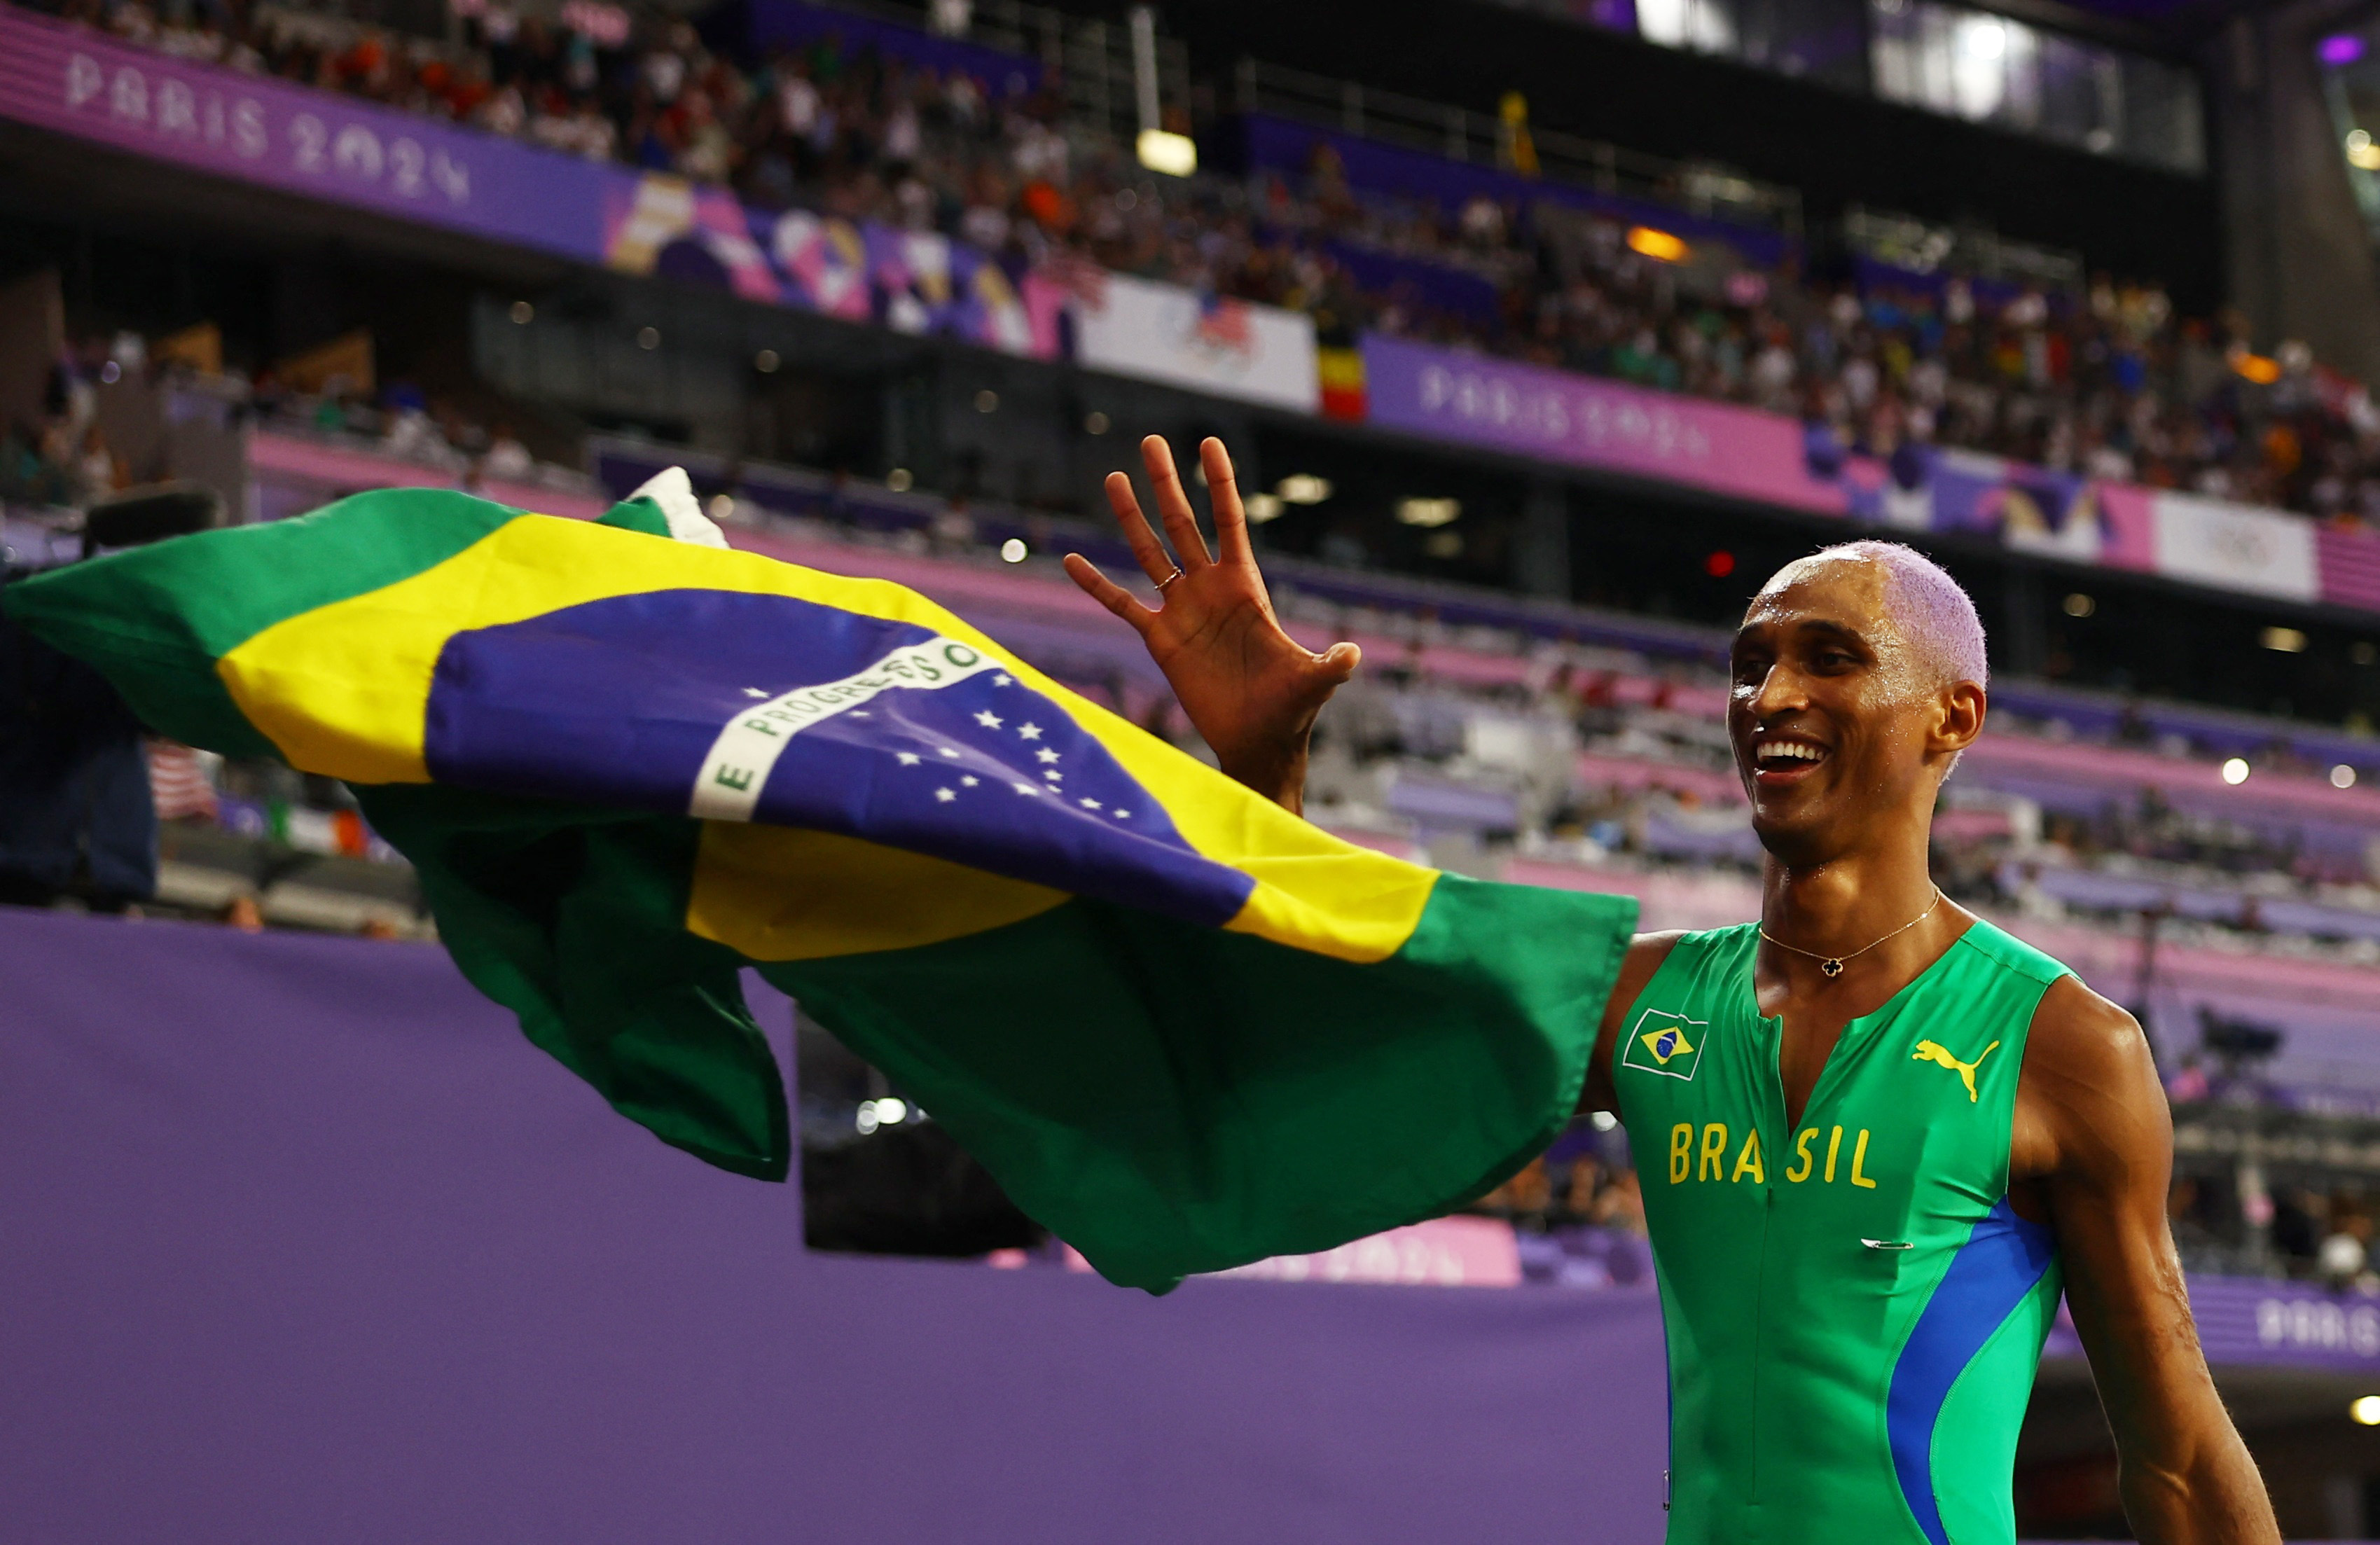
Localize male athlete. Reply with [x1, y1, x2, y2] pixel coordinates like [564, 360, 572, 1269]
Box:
[1066, 436, 2280, 1545]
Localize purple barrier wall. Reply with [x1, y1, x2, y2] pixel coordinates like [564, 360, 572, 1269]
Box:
[0, 906, 1670, 1544]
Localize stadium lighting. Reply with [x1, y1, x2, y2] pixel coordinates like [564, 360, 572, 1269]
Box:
[2063, 593, 2094, 618]
[885, 468, 914, 492]
[1705, 550, 1736, 578]
[2353, 1395, 2380, 1426]
[1964, 18, 2007, 58]
[2322, 34, 2368, 67]
[1084, 411, 1110, 435]
[2334, 765, 2360, 789]
[1626, 226, 1691, 263]
[1276, 474, 1334, 505]
[2221, 758, 2251, 786]
[1000, 539, 1028, 563]
[636, 326, 660, 350]
[855, 1102, 880, 1135]
[1396, 497, 1462, 527]
[1137, 128, 1198, 178]
[508, 300, 534, 324]
[2262, 625, 2308, 653]
[754, 349, 780, 373]
[876, 1097, 908, 1125]
[1243, 492, 1285, 524]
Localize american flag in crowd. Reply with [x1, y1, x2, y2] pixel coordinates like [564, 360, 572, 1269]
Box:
[1042, 251, 1109, 307]
[1194, 293, 1254, 354]
[145, 738, 219, 822]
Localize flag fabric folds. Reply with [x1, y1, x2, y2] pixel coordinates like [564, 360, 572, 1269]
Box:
[5, 481, 1637, 1290]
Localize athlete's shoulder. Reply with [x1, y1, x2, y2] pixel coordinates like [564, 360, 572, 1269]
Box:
[2025, 972, 2152, 1076]
[1605, 923, 1752, 1027]
[1605, 929, 1689, 1029]
[1659, 920, 1760, 964]
[2012, 974, 2164, 1181]
[1949, 913, 2074, 989]
[1629, 922, 1756, 983]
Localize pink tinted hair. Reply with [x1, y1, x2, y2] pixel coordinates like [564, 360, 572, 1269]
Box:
[1806, 540, 1989, 690]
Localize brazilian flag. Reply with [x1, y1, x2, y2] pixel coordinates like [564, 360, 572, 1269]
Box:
[4, 479, 1635, 1290]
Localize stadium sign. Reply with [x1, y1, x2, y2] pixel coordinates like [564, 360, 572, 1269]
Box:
[0, 6, 609, 258]
[2044, 1275, 2380, 1371]
[1362, 333, 1848, 516]
[1027, 269, 1321, 414]
[0, 8, 1041, 359]
[1362, 331, 2380, 616]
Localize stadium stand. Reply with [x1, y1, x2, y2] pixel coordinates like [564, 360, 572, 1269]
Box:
[34, 0, 2380, 522]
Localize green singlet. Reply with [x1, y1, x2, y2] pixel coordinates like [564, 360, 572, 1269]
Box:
[1612, 918, 2071, 1545]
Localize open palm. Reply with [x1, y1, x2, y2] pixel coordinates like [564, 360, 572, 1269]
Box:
[1063, 436, 1359, 812]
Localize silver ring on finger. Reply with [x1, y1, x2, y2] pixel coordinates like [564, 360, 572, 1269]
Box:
[1156, 568, 1185, 591]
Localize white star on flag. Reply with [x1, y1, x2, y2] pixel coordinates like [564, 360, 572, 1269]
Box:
[1113, 810, 1131, 819]
[1011, 782, 1039, 796]
[1018, 723, 1042, 740]
[1079, 798, 1102, 810]
[1035, 749, 1060, 764]
[992, 674, 1013, 686]
[940, 748, 961, 758]
[742, 687, 770, 699]
[974, 710, 1004, 729]
[960, 775, 979, 787]
[934, 787, 957, 803]
[896, 751, 921, 765]
[1044, 770, 1063, 782]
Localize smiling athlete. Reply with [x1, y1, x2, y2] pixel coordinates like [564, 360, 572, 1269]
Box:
[1068, 436, 2280, 1545]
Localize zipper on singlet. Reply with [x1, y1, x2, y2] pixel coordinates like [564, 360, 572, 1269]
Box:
[1745, 1179, 1773, 1506]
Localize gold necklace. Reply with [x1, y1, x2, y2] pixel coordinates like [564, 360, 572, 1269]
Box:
[1759, 889, 1945, 978]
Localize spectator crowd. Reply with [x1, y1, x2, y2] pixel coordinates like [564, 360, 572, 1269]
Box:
[38, 0, 2380, 527]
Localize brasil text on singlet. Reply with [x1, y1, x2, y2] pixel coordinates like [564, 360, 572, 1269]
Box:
[1613, 918, 2070, 1545]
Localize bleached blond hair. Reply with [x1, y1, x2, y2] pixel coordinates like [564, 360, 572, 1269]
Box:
[1801, 540, 1989, 691]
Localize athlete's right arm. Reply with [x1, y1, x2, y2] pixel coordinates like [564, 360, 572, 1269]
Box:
[1065, 445, 1670, 1111]
[1062, 434, 1359, 817]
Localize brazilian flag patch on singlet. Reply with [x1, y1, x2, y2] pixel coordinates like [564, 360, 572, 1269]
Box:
[1621, 1009, 1706, 1081]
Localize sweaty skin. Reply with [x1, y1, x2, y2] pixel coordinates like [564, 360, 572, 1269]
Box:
[1070, 437, 2279, 1545]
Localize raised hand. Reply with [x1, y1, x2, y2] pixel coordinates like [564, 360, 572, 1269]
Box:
[1063, 436, 1359, 814]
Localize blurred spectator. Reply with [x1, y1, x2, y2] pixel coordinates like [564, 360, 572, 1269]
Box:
[0, 590, 157, 910]
[482, 423, 535, 481]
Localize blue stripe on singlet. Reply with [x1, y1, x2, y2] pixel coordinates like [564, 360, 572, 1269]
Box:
[1885, 1198, 2058, 1545]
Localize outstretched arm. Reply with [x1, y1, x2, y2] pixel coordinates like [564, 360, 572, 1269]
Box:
[1063, 436, 1358, 814]
[2016, 977, 2277, 1545]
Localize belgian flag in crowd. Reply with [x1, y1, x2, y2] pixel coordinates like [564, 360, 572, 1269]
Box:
[4, 481, 1635, 1290]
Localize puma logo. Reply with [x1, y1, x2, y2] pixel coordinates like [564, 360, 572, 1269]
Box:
[1911, 1039, 2000, 1103]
